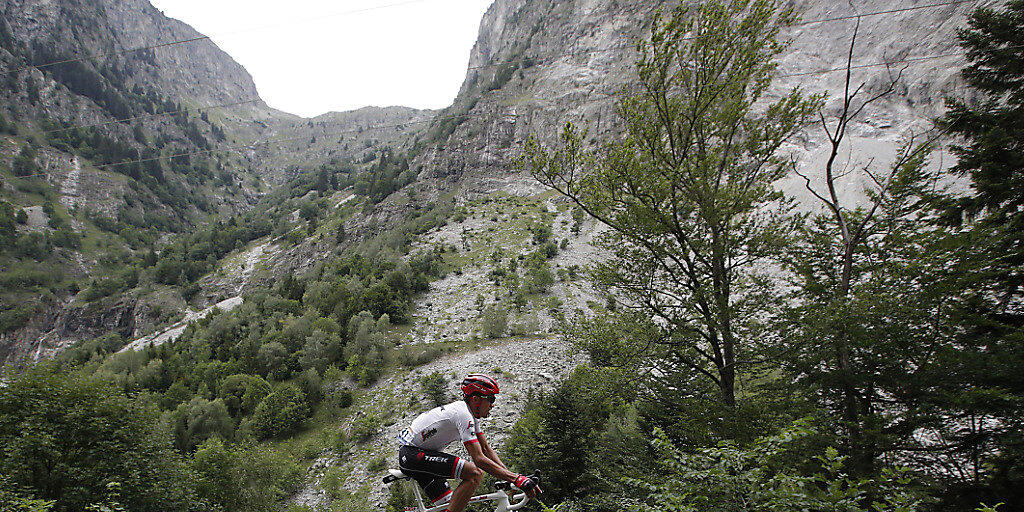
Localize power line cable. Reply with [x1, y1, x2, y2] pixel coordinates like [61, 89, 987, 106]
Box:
[34, 98, 261, 136]
[1, 36, 211, 77]
[208, 0, 448, 38]
[794, 0, 979, 26]
[0, 0, 457, 77]
[1, 0, 980, 79]
[4, 0, 979, 137]
[4, 0, 987, 176]
[52, 45, 980, 175]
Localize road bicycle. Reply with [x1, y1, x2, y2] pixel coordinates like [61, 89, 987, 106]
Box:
[383, 469, 541, 512]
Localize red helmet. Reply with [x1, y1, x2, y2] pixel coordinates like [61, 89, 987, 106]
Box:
[461, 373, 499, 397]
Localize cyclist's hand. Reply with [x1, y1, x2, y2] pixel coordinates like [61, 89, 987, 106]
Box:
[514, 475, 542, 499]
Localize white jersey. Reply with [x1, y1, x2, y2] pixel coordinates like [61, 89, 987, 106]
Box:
[397, 400, 482, 451]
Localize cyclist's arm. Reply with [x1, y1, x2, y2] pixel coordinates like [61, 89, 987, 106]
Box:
[476, 432, 509, 471]
[464, 440, 517, 482]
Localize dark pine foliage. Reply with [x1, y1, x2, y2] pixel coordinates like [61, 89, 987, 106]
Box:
[942, 0, 1024, 295]
[934, 2, 1024, 509]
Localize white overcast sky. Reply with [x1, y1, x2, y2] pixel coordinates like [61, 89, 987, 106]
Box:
[149, 0, 495, 118]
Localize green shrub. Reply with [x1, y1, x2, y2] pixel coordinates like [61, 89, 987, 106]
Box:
[192, 438, 243, 511]
[396, 344, 446, 368]
[12, 177, 51, 196]
[481, 304, 508, 339]
[351, 412, 380, 443]
[332, 429, 351, 454]
[296, 368, 323, 407]
[218, 374, 271, 417]
[82, 275, 127, 302]
[14, 232, 51, 260]
[0, 475, 55, 511]
[166, 397, 234, 452]
[420, 371, 449, 407]
[256, 342, 289, 381]
[320, 466, 348, 501]
[636, 425, 925, 512]
[56, 333, 124, 366]
[367, 455, 387, 473]
[12, 145, 39, 177]
[0, 302, 39, 333]
[323, 370, 354, 416]
[333, 388, 354, 409]
[0, 364, 198, 512]
[229, 444, 303, 511]
[299, 435, 325, 461]
[345, 312, 390, 385]
[250, 384, 310, 439]
[386, 480, 419, 512]
[525, 264, 554, 293]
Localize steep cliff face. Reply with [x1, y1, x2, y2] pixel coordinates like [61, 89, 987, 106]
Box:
[0, 0, 261, 366]
[2, 0, 266, 109]
[407, 0, 973, 204]
[0, 0, 271, 148]
[99, 0, 263, 107]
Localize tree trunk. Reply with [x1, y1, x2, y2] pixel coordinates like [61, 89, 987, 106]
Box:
[719, 364, 736, 408]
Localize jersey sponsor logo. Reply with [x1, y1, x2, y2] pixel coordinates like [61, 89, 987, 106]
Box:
[420, 427, 438, 442]
[467, 421, 474, 431]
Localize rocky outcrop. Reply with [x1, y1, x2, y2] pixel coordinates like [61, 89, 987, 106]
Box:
[1, 0, 263, 107]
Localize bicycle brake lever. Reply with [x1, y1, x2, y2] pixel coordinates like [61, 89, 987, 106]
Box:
[498, 471, 542, 493]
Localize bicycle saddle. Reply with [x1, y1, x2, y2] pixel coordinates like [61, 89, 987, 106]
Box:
[383, 469, 411, 483]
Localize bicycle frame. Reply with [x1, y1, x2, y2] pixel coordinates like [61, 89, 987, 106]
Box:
[386, 470, 531, 512]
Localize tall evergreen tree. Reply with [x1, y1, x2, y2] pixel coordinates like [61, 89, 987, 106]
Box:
[943, 0, 1024, 299]
[933, 1, 1024, 508]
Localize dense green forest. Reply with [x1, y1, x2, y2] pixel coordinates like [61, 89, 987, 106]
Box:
[2, 0, 1023, 511]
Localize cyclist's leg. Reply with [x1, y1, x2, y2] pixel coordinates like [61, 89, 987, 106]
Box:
[398, 446, 461, 505]
[446, 459, 482, 512]
[414, 475, 453, 506]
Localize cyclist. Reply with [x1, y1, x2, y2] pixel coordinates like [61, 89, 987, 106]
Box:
[396, 373, 542, 512]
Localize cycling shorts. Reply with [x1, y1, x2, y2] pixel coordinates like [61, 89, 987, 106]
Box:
[397, 445, 468, 504]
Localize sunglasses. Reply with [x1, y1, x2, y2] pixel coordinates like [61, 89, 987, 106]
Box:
[484, 395, 496, 404]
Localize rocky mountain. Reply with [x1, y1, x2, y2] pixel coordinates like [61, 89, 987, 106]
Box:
[0, 0, 435, 365]
[1, 0, 979, 369]
[249, 106, 436, 186]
